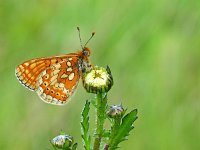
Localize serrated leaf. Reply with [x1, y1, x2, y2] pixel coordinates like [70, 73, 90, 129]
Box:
[81, 100, 91, 150]
[82, 101, 90, 118]
[109, 109, 138, 150]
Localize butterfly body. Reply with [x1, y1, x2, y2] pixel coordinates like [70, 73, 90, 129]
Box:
[15, 47, 92, 105]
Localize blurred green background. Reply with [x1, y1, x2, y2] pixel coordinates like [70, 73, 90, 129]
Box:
[0, 0, 200, 149]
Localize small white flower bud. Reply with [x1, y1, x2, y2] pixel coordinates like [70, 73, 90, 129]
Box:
[51, 134, 73, 149]
[107, 104, 125, 118]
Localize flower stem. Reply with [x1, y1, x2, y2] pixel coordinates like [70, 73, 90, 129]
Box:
[93, 93, 107, 150]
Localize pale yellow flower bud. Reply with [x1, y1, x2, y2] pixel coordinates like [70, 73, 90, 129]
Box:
[82, 66, 113, 94]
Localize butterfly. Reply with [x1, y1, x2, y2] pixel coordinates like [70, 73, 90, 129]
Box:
[15, 27, 95, 105]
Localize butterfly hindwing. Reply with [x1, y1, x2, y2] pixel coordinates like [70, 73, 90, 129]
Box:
[15, 54, 80, 105]
[36, 56, 80, 105]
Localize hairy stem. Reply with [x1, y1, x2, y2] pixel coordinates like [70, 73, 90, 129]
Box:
[93, 93, 107, 150]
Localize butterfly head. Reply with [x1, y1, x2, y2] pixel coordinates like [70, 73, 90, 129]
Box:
[77, 27, 95, 58]
[78, 47, 92, 73]
[82, 47, 91, 57]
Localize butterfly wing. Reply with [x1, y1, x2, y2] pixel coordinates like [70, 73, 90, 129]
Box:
[15, 54, 80, 105]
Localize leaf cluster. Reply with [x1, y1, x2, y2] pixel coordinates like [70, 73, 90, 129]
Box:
[107, 109, 138, 150]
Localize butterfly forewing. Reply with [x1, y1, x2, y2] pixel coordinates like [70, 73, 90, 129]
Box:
[15, 54, 80, 105]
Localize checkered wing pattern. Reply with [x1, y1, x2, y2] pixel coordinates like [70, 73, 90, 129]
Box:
[15, 54, 80, 105]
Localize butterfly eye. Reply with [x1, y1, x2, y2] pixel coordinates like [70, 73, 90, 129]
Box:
[83, 49, 90, 56]
[83, 51, 88, 56]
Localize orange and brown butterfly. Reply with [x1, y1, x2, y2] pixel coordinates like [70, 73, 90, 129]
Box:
[15, 27, 95, 105]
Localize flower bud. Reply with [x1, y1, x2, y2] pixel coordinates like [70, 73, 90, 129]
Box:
[51, 134, 73, 149]
[82, 66, 113, 94]
[107, 104, 125, 118]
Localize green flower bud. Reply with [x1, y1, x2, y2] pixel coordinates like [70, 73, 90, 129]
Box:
[82, 66, 113, 94]
[51, 134, 73, 149]
[107, 104, 125, 118]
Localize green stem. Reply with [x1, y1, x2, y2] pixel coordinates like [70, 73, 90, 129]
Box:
[93, 93, 107, 150]
[106, 117, 121, 150]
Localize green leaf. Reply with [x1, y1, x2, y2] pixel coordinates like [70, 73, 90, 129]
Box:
[71, 143, 78, 150]
[108, 109, 138, 150]
[109, 117, 121, 143]
[102, 130, 111, 138]
[81, 100, 91, 150]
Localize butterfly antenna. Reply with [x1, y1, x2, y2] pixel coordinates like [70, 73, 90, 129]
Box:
[77, 27, 84, 49]
[84, 31, 95, 47]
